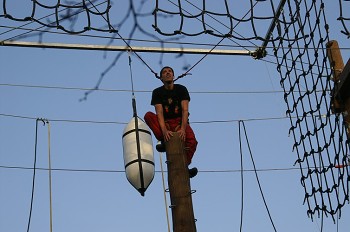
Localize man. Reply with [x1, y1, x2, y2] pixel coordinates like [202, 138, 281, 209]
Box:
[144, 66, 198, 178]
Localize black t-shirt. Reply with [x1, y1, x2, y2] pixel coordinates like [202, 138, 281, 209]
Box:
[151, 84, 190, 119]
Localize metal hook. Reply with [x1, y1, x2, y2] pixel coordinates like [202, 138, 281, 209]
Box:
[37, 118, 48, 125]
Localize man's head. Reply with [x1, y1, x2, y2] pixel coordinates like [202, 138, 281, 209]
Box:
[160, 66, 174, 84]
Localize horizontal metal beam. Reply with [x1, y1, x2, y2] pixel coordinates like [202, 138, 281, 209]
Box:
[0, 40, 253, 56]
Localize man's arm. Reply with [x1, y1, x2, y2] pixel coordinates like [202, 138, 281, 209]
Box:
[155, 104, 173, 141]
[179, 100, 189, 141]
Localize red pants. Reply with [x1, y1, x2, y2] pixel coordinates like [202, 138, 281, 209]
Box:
[144, 112, 198, 165]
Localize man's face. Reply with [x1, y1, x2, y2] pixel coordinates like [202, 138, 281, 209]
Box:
[161, 67, 174, 82]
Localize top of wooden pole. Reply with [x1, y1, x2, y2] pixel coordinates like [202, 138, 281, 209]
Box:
[326, 40, 344, 82]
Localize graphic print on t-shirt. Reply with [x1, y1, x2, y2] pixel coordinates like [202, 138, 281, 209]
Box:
[164, 97, 179, 117]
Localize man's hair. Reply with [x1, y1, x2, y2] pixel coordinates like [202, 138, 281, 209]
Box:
[160, 66, 174, 78]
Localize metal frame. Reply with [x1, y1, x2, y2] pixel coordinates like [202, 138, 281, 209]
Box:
[1, 40, 253, 56]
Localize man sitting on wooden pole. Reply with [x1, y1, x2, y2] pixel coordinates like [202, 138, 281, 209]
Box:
[144, 66, 198, 178]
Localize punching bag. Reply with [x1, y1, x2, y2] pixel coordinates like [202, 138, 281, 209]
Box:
[122, 115, 155, 196]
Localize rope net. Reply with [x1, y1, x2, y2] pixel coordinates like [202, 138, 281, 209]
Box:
[153, 0, 280, 40]
[338, 0, 350, 38]
[1, 0, 116, 34]
[271, 1, 350, 221]
[154, 0, 350, 221]
[1, 0, 349, 222]
[153, 0, 349, 41]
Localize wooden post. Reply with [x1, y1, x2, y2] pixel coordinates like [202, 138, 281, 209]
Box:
[326, 40, 345, 113]
[345, 98, 350, 138]
[165, 133, 196, 232]
[326, 40, 350, 138]
[338, 59, 350, 139]
[326, 40, 345, 82]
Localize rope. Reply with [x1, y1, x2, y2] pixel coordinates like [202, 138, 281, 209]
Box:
[154, 0, 280, 42]
[158, 150, 171, 232]
[26, 118, 46, 232]
[270, 0, 350, 221]
[1, 1, 113, 41]
[87, 0, 159, 79]
[321, 211, 324, 232]
[2, 0, 265, 83]
[1, 82, 303, 94]
[238, 121, 277, 232]
[338, 0, 350, 38]
[238, 121, 244, 232]
[0, 1, 84, 39]
[0, 112, 294, 124]
[47, 121, 53, 232]
[4, 0, 232, 92]
[128, 51, 135, 97]
[168, 0, 260, 81]
[87, 0, 234, 81]
[126, 48, 147, 194]
[1, 112, 310, 124]
[167, 0, 259, 49]
[0, 164, 309, 173]
[127, 51, 138, 117]
[174, 36, 226, 82]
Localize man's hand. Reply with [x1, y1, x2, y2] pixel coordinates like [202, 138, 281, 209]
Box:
[162, 129, 173, 142]
[178, 127, 186, 141]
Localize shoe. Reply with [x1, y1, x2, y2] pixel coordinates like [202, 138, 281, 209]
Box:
[188, 167, 198, 178]
[156, 141, 166, 152]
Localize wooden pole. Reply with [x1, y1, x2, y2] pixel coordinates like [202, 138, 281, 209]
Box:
[165, 133, 196, 232]
[345, 98, 350, 138]
[326, 40, 345, 82]
[326, 40, 350, 138]
[326, 40, 345, 113]
[338, 59, 350, 139]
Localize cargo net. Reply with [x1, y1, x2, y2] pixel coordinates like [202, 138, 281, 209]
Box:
[338, 0, 350, 38]
[1, 0, 116, 34]
[270, 1, 350, 221]
[154, 0, 350, 40]
[153, 0, 280, 40]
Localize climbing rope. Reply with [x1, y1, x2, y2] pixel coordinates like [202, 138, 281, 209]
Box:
[26, 119, 39, 232]
[238, 121, 277, 232]
[238, 121, 244, 232]
[158, 151, 171, 232]
[47, 120, 53, 232]
[27, 118, 49, 232]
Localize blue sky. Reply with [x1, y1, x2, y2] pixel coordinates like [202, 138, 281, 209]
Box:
[1, 1, 350, 231]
